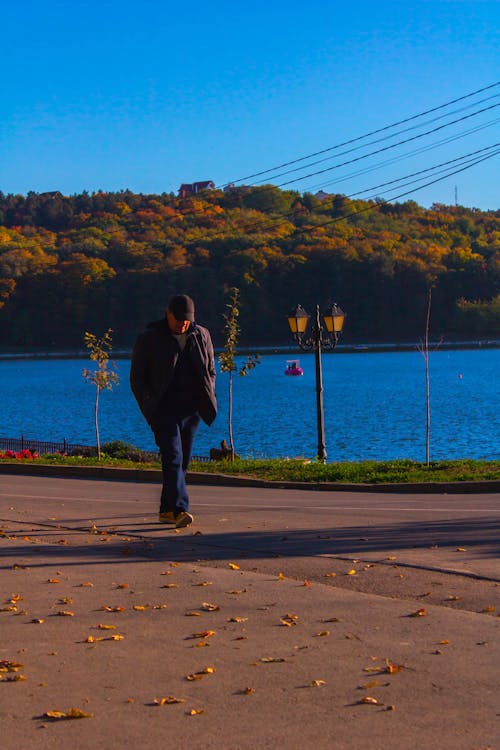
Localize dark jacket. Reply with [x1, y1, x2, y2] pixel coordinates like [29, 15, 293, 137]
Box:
[130, 318, 217, 426]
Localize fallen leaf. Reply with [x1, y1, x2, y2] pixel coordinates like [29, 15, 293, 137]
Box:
[116, 583, 129, 589]
[31, 618, 44, 624]
[277, 572, 285, 580]
[439, 640, 450, 645]
[56, 610, 75, 617]
[456, 547, 466, 552]
[186, 667, 216, 680]
[108, 634, 125, 641]
[482, 606, 495, 613]
[324, 572, 337, 578]
[259, 657, 286, 663]
[242, 687, 255, 695]
[160, 571, 173, 576]
[47, 579, 60, 584]
[228, 563, 240, 570]
[58, 597, 73, 605]
[190, 630, 216, 639]
[409, 608, 427, 617]
[132, 605, 149, 611]
[44, 708, 93, 720]
[316, 630, 330, 637]
[0, 660, 24, 672]
[96, 624, 116, 630]
[360, 679, 380, 689]
[347, 569, 357, 576]
[187, 708, 204, 715]
[162, 583, 178, 589]
[226, 589, 247, 595]
[193, 581, 213, 587]
[201, 602, 220, 611]
[310, 679, 326, 687]
[386, 556, 397, 561]
[1, 606, 17, 612]
[153, 696, 186, 705]
[228, 616, 247, 623]
[85, 635, 103, 643]
[358, 696, 383, 705]
[100, 605, 125, 612]
[385, 661, 403, 674]
[185, 611, 201, 617]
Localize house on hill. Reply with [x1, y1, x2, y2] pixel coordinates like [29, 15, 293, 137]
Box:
[178, 181, 215, 198]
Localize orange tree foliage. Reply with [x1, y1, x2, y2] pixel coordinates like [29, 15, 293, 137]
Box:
[0, 188, 498, 347]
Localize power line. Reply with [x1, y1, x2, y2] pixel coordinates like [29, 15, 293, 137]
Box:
[251, 95, 499, 186]
[274, 102, 500, 189]
[221, 81, 500, 187]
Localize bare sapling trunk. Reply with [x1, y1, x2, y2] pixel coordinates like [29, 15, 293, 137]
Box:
[94, 386, 101, 460]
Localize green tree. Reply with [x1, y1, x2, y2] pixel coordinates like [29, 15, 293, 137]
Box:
[218, 288, 260, 461]
[82, 329, 119, 459]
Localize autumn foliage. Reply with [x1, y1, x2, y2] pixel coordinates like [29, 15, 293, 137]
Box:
[0, 188, 498, 346]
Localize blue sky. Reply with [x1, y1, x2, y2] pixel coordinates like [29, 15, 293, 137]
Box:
[1, 0, 499, 209]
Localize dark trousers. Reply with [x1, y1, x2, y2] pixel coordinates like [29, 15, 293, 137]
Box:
[154, 412, 200, 514]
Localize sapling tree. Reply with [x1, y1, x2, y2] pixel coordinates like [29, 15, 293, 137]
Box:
[218, 288, 260, 461]
[417, 287, 442, 467]
[82, 328, 119, 460]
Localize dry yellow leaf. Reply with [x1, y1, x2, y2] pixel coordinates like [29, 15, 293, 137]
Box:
[187, 708, 205, 715]
[96, 624, 116, 630]
[193, 581, 213, 587]
[359, 696, 382, 705]
[58, 597, 73, 605]
[191, 630, 216, 639]
[10, 594, 23, 602]
[385, 662, 403, 674]
[194, 641, 209, 648]
[316, 630, 330, 637]
[228, 563, 240, 570]
[347, 569, 357, 576]
[201, 602, 219, 611]
[47, 579, 60, 584]
[409, 608, 427, 617]
[226, 589, 247, 595]
[360, 679, 380, 689]
[186, 667, 216, 680]
[386, 556, 397, 561]
[280, 618, 294, 627]
[0, 660, 24, 672]
[439, 639, 450, 645]
[100, 605, 125, 612]
[154, 696, 186, 705]
[229, 616, 248, 623]
[31, 618, 44, 624]
[277, 572, 285, 580]
[162, 583, 178, 588]
[242, 687, 255, 695]
[108, 634, 124, 641]
[79, 582, 94, 587]
[456, 547, 466, 552]
[482, 606, 495, 613]
[116, 583, 129, 589]
[56, 610, 75, 617]
[260, 657, 286, 663]
[44, 707, 93, 720]
[324, 572, 337, 578]
[303, 580, 312, 587]
[85, 635, 103, 643]
[185, 611, 201, 617]
[132, 605, 149, 611]
[1, 606, 17, 612]
[160, 571, 173, 576]
[310, 680, 326, 687]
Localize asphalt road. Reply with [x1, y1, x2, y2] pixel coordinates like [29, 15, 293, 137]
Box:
[1, 475, 499, 749]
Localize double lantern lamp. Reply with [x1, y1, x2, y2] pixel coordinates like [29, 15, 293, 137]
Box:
[286, 302, 346, 463]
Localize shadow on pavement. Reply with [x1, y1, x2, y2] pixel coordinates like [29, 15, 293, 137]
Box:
[1, 515, 498, 571]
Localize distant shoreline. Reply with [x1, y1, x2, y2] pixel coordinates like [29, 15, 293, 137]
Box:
[0, 339, 498, 360]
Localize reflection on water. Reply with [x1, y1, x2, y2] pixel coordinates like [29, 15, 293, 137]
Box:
[1, 349, 498, 462]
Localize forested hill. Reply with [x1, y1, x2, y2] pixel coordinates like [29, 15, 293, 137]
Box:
[0, 187, 498, 348]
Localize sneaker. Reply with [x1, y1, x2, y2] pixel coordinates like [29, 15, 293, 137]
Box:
[158, 511, 176, 524]
[175, 511, 194, 528]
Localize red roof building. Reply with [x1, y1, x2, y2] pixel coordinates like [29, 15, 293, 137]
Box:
[178, 181, 215, 198]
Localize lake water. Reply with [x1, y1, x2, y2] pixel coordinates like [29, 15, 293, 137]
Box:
[1, 349, 498, 462]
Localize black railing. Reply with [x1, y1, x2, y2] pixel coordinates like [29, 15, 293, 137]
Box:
[0, 435, 212, 462]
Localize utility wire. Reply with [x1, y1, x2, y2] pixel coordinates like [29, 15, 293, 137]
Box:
[274, 102, 500, 188]
[251, 95, 499, 185]
[221, 81, 500, 187]
[344, 143, 500, 198]
[310, 117, 500, 193]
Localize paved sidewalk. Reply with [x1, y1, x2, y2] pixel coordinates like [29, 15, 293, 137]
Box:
[0, 475, 499, 750]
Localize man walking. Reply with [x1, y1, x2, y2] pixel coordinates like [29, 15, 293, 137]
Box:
[130, 294, 217, 528]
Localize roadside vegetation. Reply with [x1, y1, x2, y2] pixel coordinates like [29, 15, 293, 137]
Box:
[0, 446, 497, 484]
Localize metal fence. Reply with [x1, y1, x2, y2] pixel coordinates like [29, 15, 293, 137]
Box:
[0, 435, 212, 462]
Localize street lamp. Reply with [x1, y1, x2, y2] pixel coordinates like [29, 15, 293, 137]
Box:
[287, 302, 346, 462]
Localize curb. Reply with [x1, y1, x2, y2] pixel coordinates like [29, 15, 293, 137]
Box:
[0, 461, 498, 493]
